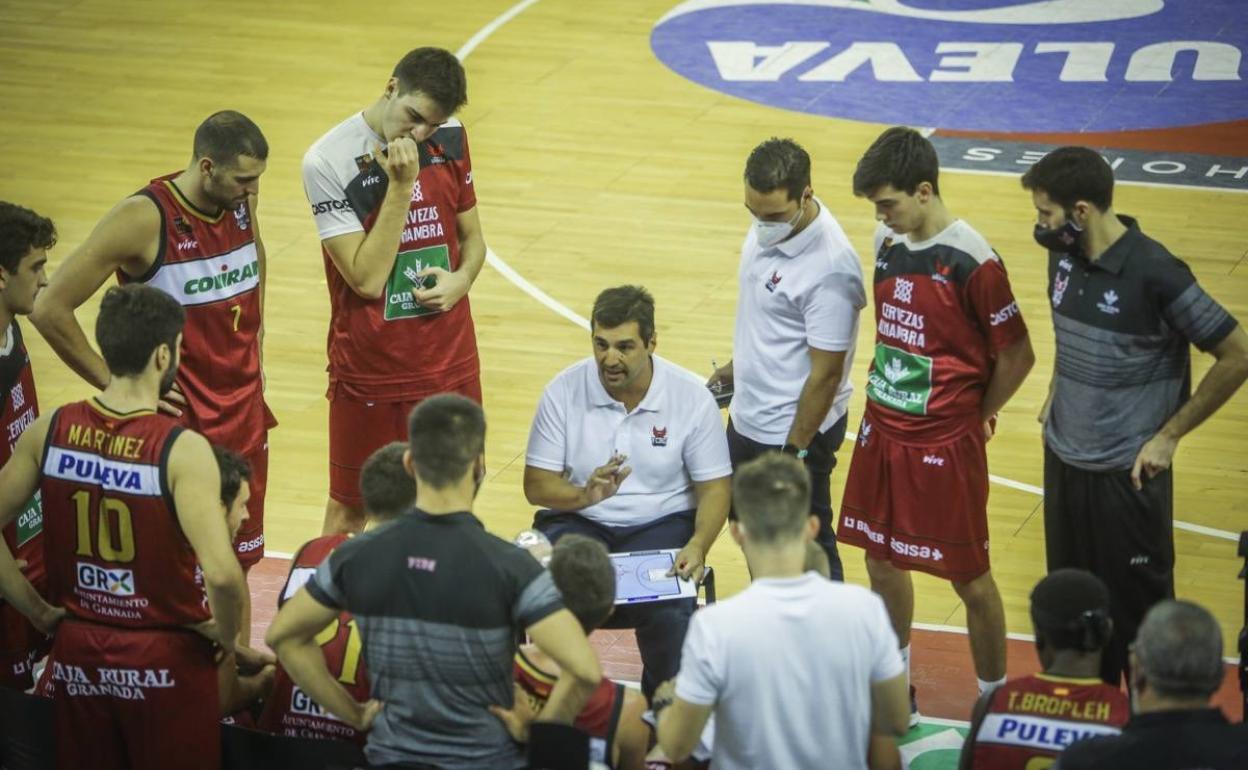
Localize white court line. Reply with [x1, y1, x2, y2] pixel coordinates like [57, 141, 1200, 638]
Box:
[449, 0, 1240, 545]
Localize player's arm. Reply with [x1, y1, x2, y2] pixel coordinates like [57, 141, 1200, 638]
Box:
[30, 196, 162, 389]
[0, 416, 65, 635]
[319, 139, 420, 300]
[871, 672, 910, 737]
[1133, 323, 1248, 487]
[958, 691, 993, 770]
[614, 688, 650, 770]
[248, 193, 267, 376]
[170, 430, 246, 656]
[267, 587, 382, 730]
[785, 347, 847, 449]
[673, 476, 729, 582]
[525, 608, 601, 725]
[868, 734, 903, 770]
[656, 694, 714, 761]
[413, 205, 485, 311]
[1039, 366, 1056, 425]
[980, 333, 1036, 434]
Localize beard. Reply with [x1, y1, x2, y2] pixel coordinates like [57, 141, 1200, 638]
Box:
[159, 364, 178, 398]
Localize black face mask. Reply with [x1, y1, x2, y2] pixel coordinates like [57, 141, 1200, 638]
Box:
[1033, 217, 1085, 258]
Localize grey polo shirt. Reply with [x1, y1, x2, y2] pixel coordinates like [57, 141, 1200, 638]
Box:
[1045, 216, 1238, 470]
[307, 508, 564, 769]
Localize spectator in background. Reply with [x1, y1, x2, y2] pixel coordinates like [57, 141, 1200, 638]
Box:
[656, 453, 908, 769]
[1055, 600, 1248, 770]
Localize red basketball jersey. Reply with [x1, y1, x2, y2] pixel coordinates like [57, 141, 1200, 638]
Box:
[0, 319, 46, 680]
[865, 221, 1029, 443]
[123, 176, 273, 453]
[515, 647, 624, 766]
[39, 400, 209, 628]
[1, 319, 44, 588]
[258, 534, 370, 745]
[972, 673, 1130, 770]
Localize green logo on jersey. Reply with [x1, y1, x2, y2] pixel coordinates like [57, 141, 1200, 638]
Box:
[384, 245, 450, 321]
[15, 491, 42, 548]
[866, 343, 933, 415]
[183, 260, 259, 295]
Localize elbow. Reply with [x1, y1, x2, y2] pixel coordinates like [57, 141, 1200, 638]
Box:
[349, 280, 386, 301]
[657, 728, 693, 763]
[571, 656, 602, 688]
[28, 299, 61, 337]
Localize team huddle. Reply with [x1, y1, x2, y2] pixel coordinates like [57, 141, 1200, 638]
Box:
[2, 44, 1247, 770]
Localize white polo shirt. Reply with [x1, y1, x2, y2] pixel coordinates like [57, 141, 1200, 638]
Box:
[526, 355, 732, 528]
[730, 199, 866, 445]
[675, 573, 903, 770]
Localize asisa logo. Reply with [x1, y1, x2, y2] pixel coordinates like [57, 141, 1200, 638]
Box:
[650, 1, 1248, 132]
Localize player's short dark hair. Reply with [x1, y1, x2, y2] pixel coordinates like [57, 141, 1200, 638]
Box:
[1030, 569, 1113, 653]
[213, 446, 252, 508]
[392, 47, 468, 115]
[1134, 599, 1224, 699]
[1020, 146, 1114, 212]
[852, 126, 941, 197]
[732, 453, 810, 544]
[407, 394, 485, 489]
[361, 441, 415, 521]
[193, 110, 268, 167]
[591, 285, 655, 343]
[0, 201, 56, 274]
[744, 138, 811, 202]
[549, 535, 615, 632]
[95, 285, 185, 378]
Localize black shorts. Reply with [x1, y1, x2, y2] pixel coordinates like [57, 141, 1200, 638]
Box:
[1043, 443, 1175, 686]
[726, 414, 847, 581]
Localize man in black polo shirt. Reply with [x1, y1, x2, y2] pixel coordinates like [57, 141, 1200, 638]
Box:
[1021, 147, 1248, 686]
[1054, 600, 1248, 770]
[267, 394, 602, 770]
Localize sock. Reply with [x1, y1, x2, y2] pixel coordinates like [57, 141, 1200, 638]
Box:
[977, 676, 1007, 696]
[901, 644, 911, 689]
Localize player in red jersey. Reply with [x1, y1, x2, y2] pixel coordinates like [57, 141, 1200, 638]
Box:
[30, 111, 273, 646]
[0, 202, 54, 691]
[0, 284, 247, 770]
[212, 446, 276, 720]
[493, 534, 650, 770]
[838, 128, 1036, 716]
[960, 570, 1129, 770]
[302, 47, 486, 535]
[258, 441, 412, 744]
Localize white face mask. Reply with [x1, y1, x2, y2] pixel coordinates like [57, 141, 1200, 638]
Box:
[753, 200, 806, 248]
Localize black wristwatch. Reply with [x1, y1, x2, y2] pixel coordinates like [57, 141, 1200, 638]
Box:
[781, 443, 809, 459]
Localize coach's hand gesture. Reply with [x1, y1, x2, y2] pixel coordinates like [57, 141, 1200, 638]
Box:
[375, 139, 420, 188]
[581, 453, 631, 508]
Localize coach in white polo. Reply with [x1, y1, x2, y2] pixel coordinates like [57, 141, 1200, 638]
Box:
[708, 137, 866, 581]
[525, 285, 732, 700]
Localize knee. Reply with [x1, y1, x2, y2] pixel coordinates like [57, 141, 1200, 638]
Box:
[952, 571, 1000, 608]
[865, 554, 901, 584]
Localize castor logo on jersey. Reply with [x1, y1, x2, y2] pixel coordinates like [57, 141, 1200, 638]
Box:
[651, 1, 1248, 132]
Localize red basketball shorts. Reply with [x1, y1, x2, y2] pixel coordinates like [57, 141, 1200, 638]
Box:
[838, 417, 991, 582]
[327, 378, 481, 509]
[49, 620, 218, 770]
[232, 440, 269, 568]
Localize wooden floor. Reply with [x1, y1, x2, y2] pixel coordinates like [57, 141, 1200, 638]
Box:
[2, 0, 1245, 658]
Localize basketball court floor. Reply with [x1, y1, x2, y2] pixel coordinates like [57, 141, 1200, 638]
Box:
[2, 0, 1245, 765]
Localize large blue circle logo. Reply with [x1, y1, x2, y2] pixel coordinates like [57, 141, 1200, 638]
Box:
[650, 0, 1248, 132]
